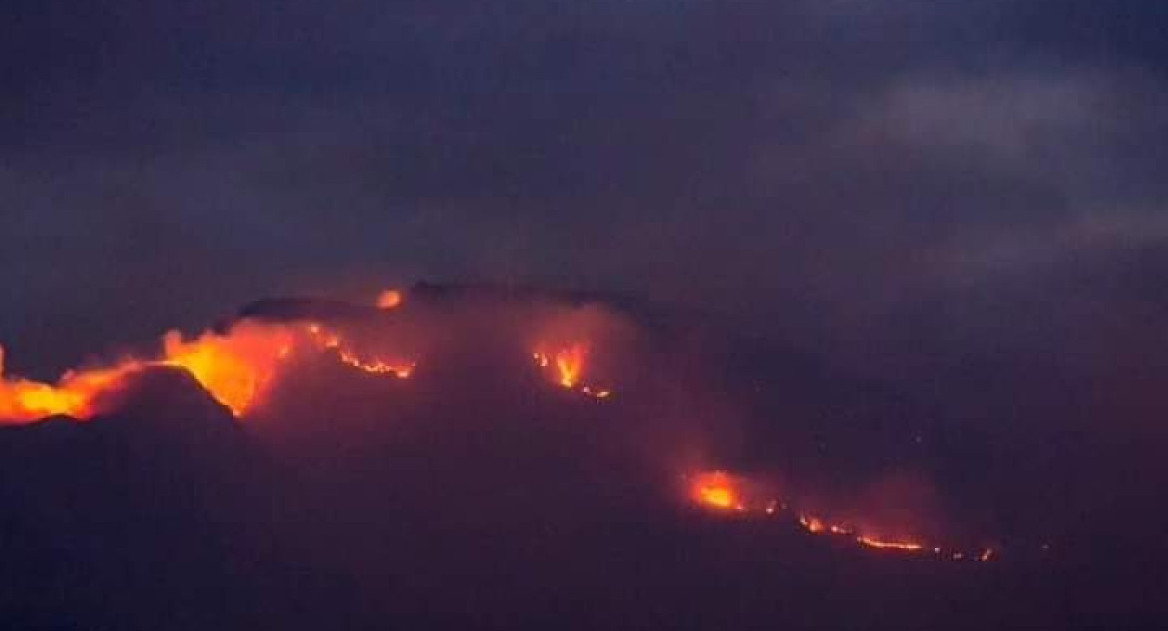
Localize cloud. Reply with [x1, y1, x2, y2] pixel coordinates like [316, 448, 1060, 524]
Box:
[2, 1, 1167, 380]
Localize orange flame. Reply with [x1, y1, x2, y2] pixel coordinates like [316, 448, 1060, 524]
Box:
[1, 320, 416, 424]
[376, 289, 403, 310]
[856, 536, 925, 552]
[689, 469, 994, 562]
[159, 323, 297, 416]
[532, 343, 613, 400]
[306, 323, 414, 380]
[0, 346, 139, 422]
[799, 515, 826, 533]
[553, 344, 586, 388]
[691, 471, 743, 511]
[338, 350, 415, 379]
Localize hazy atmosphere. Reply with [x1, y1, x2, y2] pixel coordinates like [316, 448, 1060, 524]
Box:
[3, 2, 1167, 629]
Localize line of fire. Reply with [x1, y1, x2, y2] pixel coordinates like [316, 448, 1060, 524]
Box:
[2, 285, 1007, 565]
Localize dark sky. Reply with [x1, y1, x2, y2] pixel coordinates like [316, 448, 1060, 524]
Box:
[4, 5, 1168, 628]
[4, 0, 1168, 376]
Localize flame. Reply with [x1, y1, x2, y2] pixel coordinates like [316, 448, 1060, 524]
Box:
[159, 323, 297, 416]
[532, 344, 613, 400]
[552, 344, 586, 388]
[689, 468, 996, 562]
[338, 350, 415, 379]
[4, 291, 1008, 564]
[799, 515, 826, 534]
[856, 536, 925, 552]
[0, 346, 140, 422]
[2, 320, 416, 424]
[306, 323, 414, 380]
[376, 289, 403, 310]
[691, 471, 743, 511]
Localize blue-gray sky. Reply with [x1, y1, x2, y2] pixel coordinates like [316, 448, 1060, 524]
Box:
[4, 0, 1167, 375]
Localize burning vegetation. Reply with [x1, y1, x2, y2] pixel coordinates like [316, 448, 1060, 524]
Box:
[532, 343, 612, 399]
[1, 283, 1003, 567]
[686, 469, 995, 562]
[0, 310, 414, 423]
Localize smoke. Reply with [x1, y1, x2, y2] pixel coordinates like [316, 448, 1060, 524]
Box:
[1, 283, 1166, 629]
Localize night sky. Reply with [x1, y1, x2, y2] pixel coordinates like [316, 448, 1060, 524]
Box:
[4, 1, 1166, 371]
[3, 2, 1168, 629]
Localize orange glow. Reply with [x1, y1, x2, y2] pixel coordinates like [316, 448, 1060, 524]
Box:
[0, 346, 140, 422]
[376, 289, 403, 310]
[532, 344, 613, 400]
[161, 320, 414, 414]
[159, 323, 297, 416]
[2, 319, 416, 424]
[691, 471, 742, 511]
[581, 386, 612, 399]
[552, 344, 586, 388]
[799, 515, 826, 533]
[306, 323, 414, 380]
[338, 350, 415, 379]
[688, 469, 993, 562]
[856, 536, 925, 552]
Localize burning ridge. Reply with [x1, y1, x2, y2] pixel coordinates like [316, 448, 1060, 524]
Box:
[686, 470, 996, 563]
[1, 282, 1001, 564]
[0, 292, 417, 423]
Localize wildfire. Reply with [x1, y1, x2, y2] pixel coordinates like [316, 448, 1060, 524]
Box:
[159, 323, 298, 416]
[532, 344, 612, 400]
[553, 344, 586, 388]
[799, 515, 826, 533]
[856, 536, 925, 552]
[0, 346, 139, 421]
[376, 289, 403, 310]
[338, 350, 415, 379]
[3, 288, 1009, 567]
[689, 469, 996, 563]
[1, 320, 415, 424]
[691, 471, 744, 511]
[305, 323, 415, 380]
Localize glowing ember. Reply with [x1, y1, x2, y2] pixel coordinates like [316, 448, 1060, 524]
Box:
[376, 289, 403, 310]
[689, 469, 997, 562]
[856, 536, 925, 552]
[338, 351, 415, 378]
[581, 386, 612, 399]
[305, 323, 414, 380]
[799, 515, 826, 534]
